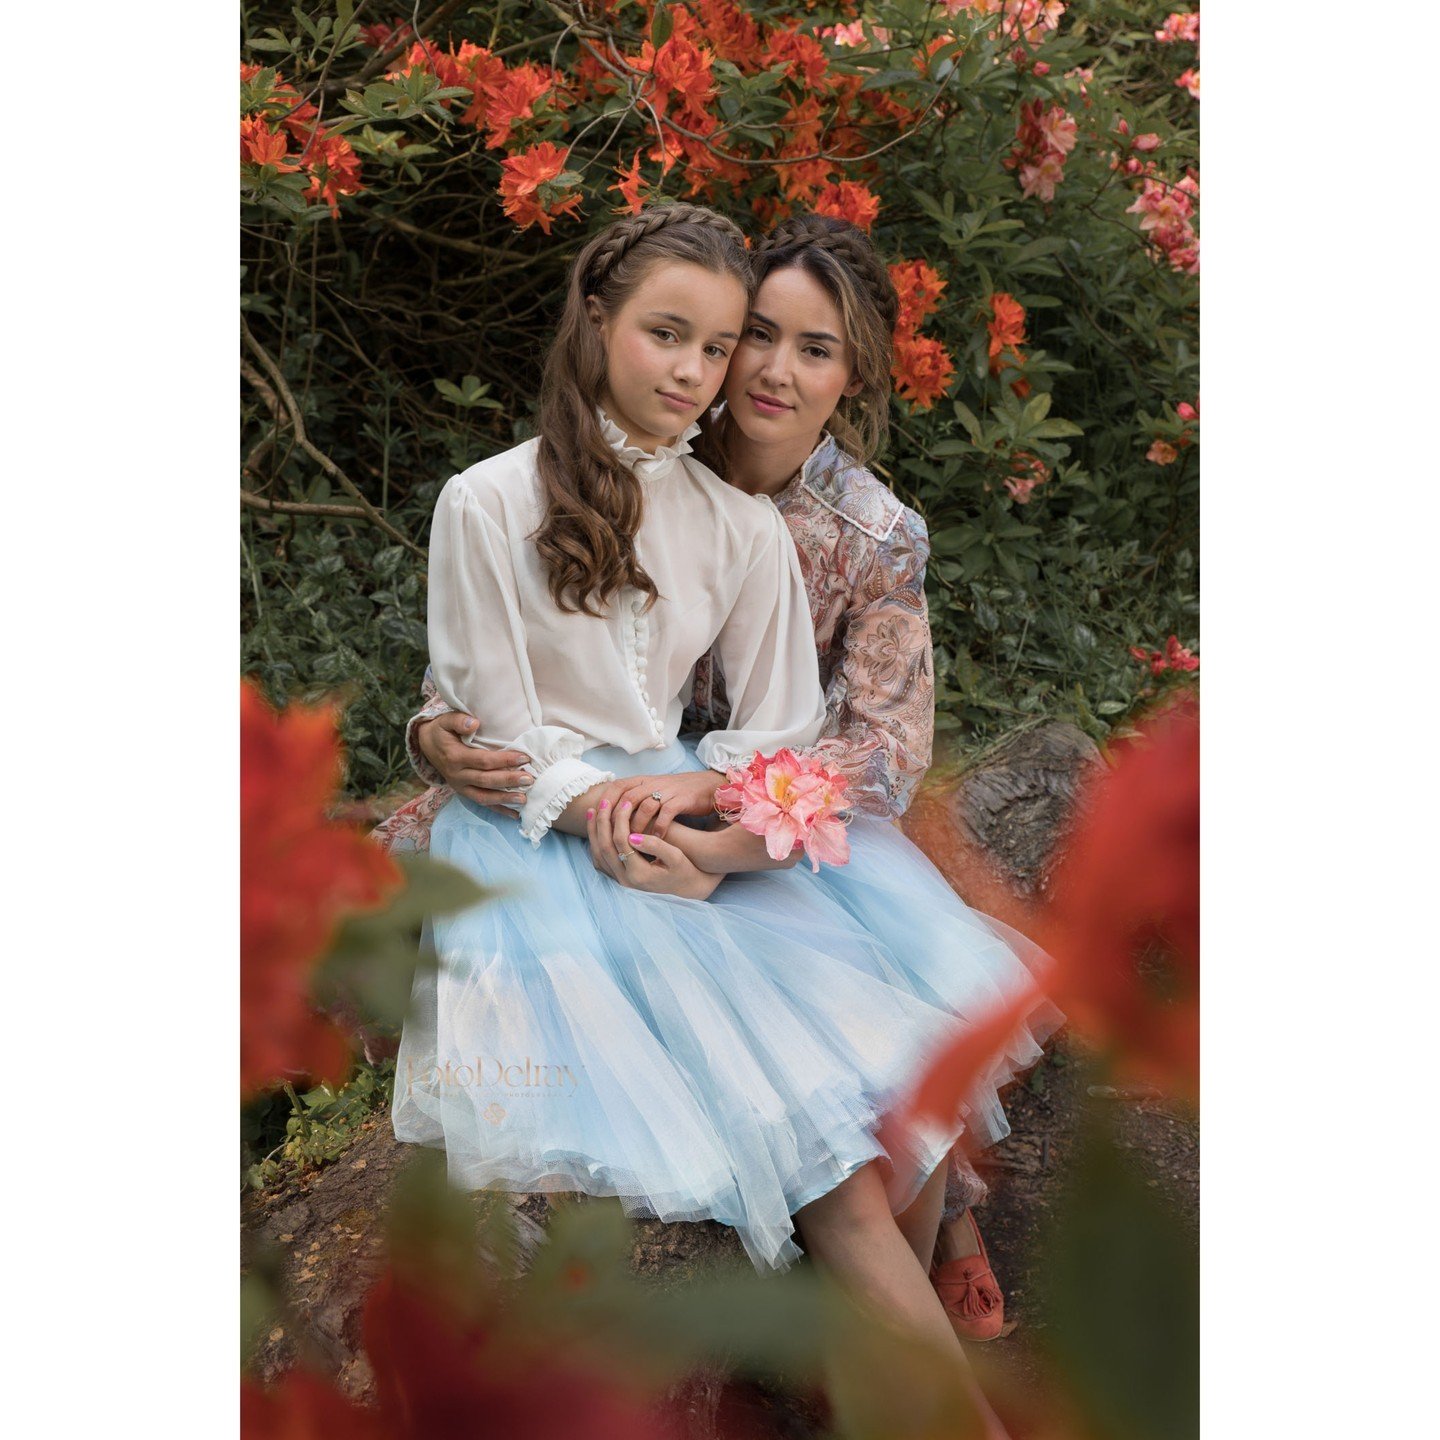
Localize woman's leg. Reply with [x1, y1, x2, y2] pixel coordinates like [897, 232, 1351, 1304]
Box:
[795, 1163, 1008, 1438]
[892, 1159, 948, 1273]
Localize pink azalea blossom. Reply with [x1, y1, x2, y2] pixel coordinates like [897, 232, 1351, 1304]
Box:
[1129, 636, 1200, 678]
[1019, 150, 1065, 202]
[716, 750, 851, 871]
[1155, 12, 1200, 44]
[1177, 401, 1198, 421]
[1146, 439, 1179, 465]
[1132, 132, 1162, 152]
[1175, 67, 1200, 98]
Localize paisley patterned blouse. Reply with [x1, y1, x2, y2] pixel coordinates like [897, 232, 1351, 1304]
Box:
[373, 434, 935, 855]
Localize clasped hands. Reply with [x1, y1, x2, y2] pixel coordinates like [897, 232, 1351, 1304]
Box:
[417, 711, 724, 898]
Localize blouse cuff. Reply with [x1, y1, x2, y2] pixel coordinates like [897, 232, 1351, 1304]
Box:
[405, 696, 454, 787]
[694, 736, 755, 775]
[518, 757, 614, 845]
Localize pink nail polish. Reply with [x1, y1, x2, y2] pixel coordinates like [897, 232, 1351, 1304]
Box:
[629, 833, 645, 845]
[600, 799, 608, 810]
[586, 809, 595, 820]
[621, 801, 631, 810]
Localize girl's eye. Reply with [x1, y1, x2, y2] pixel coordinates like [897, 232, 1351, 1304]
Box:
[704, 344, 730, 360]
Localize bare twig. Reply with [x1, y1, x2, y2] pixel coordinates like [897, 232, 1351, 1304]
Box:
[240, 323, 426, 558]
[242, 489, 372, 520]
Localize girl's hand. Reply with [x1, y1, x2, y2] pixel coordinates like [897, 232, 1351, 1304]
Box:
[609, 770, 723, 840]
[585, 798, 721, 901]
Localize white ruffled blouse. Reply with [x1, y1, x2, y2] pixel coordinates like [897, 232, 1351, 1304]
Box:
[427, 413, 828, 843]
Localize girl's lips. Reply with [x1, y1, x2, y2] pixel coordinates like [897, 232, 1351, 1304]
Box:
[748, 392, 792, 416]
[658, 391, 697, 412]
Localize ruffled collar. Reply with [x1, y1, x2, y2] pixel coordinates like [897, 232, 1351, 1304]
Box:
[596, 408, 702, 483]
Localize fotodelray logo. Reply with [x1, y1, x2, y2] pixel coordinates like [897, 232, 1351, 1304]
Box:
[404, 1055, 583, 1100]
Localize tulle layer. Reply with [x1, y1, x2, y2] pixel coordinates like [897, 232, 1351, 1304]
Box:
[392, 757, 1058, 1274]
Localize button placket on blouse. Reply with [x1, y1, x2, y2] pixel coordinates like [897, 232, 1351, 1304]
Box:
[626, 588, 665, 745]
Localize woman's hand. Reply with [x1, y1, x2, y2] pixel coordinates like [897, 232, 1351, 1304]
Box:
[607, 769, 723, 840]
[585, 796, 722, 901]
[417, 712, 533, 816]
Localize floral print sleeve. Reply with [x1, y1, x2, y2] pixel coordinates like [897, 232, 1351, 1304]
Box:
[405, 666, 453, 787]
[812, 507, 935, 820]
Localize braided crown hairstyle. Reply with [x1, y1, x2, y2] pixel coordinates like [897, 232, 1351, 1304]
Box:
[534, 203, 752, 616]
[700, 212, 901, 472]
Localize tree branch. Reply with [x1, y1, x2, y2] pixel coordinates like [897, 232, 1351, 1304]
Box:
[240, 323, 426, 559]
[242, 489, 372, 520]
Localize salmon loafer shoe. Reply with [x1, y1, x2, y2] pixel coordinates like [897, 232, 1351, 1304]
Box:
[929, 1211, 1005, 1343]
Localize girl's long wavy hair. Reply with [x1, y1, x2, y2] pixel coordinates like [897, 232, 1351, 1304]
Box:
[696, 212, 901, 475]
[534, 203, 752, 616]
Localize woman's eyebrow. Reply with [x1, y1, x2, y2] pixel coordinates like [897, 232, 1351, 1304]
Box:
[747, 310, 841, 344]
[646, 310, 740, 340]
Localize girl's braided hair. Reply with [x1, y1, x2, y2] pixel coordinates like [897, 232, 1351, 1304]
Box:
[534, 204, 753, 616]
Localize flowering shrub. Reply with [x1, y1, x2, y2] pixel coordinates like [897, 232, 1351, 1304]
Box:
[241, 1, 1199, 796]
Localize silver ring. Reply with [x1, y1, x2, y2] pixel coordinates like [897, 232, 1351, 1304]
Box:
[650, 791, 663, 802]
[617, 851, 631, 863]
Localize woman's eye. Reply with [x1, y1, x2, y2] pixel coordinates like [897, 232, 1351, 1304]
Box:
[804, 345, 831, 360]
[652, 328, 677, 342]
[745, 326, 770, 342]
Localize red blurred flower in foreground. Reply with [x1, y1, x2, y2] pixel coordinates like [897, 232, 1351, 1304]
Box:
[498, 142, 583, 234]
[884, 699, 1200, 1163]
[1044, 698, 1199, 1096]
[241, 681, 401, 1096]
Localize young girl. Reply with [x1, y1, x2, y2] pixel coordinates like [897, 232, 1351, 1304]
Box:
[381, 214, 1054, 1342]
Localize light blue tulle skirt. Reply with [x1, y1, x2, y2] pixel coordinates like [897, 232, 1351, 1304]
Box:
[392, 738, 1059, 1273]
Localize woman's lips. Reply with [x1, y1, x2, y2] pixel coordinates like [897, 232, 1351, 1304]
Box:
[658, 391, 697, 412]
[748, 392, 792, 416]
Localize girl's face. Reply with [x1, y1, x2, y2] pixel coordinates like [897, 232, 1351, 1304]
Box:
[590, 260, 748, 453]
[722, 266, 863, 449]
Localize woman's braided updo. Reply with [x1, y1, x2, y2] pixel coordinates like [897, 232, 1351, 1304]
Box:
[534, 203, 753, 616]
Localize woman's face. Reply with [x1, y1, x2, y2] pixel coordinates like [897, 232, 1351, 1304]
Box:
[722, 265, 863, 448]
[590, 260, 747, 452]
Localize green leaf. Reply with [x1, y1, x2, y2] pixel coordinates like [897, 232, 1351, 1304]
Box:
[650, 4, 673, 48]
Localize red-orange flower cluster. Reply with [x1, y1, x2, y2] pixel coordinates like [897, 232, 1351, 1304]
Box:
[241, 65, 365, 216]
[813, 180, 881, 232]
[498, 142, 584, 234]
[1129, 636, 1199, 677]
[986, 291, 1031, 398]
[889, 259, 954, 410]
[241, 681, 401, 1097]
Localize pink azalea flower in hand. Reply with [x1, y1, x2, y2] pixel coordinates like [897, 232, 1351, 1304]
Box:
[716, 750, 852, 869]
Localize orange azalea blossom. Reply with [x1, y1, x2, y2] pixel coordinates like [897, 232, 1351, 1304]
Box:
[986, 291, 1027, 373]
[1146, 438, 1179, 465]
[479, 62, 554, 149]
[608, 152, 647, 215]
[691, 0, 762, 66]
[889, 259, 947, 331]
[303, 131, 364, 216]
[892, 332, 956, 409]
[240, 116, 298, 172]
[498, 142, 583, 234]
[762, 28, 831, 89]
[241, 681, 401, 1097]
[813, 180, 881, 232]
[632, 33, 716, 126]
